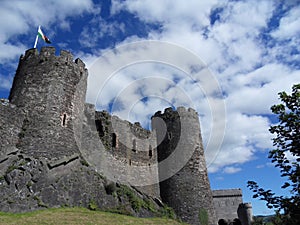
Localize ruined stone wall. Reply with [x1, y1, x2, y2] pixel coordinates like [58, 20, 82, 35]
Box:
[8, 47, 87, 160]
[0, 48, 162, 216]
[212, 189, 243, 222]
[92, 110, 160, 197]
[0, 100, 24, 157]
[1, 47, 246, 223]
[152, 107, 217, 225]
[0, 100, 25, 183]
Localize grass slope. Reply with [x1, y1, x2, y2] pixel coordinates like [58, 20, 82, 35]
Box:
[0, 207, 185, 225]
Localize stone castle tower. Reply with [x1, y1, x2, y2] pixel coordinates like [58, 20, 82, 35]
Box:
[0, 47, 219, 225]
[8, 47, 87, 160]
[152, 107, 217, 225]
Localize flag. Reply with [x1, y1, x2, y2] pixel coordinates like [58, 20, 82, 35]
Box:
[38, 26, 51, 44]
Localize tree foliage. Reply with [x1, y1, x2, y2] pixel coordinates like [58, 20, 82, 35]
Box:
[247, 84, 300, 225]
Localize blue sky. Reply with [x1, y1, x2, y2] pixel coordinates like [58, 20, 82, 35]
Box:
[1, 0, 299, 216]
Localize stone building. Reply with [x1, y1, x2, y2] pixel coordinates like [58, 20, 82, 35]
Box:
[153, 107, 217, 225]
[212, 189, 253, 224]
[0, 47, 251, 225]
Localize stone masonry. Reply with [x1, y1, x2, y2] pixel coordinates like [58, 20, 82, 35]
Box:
[0, 47, 162, 217]
[152, 107, 217, 225]
[0, 47, 251, 225]
[212, 189, 243, 222]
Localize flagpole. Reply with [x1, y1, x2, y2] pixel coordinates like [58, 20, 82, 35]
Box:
[33, 26, 40, 48]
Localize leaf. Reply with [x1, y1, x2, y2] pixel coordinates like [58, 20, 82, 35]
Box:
[281, 182, 290, 189]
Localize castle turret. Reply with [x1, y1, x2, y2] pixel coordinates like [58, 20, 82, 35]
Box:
[238, 203, 253, 225]
[8, 47, 87, 160]
[152, 107, 217, 225]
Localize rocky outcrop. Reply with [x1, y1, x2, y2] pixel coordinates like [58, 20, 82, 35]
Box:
[0, 152, 166, 218]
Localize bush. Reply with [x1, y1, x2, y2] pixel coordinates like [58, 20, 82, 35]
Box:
[198, 208, 208, 225]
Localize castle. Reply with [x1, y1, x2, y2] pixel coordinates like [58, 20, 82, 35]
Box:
[0, 47, 252, 225]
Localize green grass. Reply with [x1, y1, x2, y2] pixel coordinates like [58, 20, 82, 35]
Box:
[0, 207, 185, 225]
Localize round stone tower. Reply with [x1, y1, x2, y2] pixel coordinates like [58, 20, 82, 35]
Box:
[238, 203, 253, 225]
[152, 107, 217, 225]
[9, 47, 88, 160]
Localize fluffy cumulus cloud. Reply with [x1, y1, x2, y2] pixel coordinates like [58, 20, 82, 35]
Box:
[223, 166, 242, 174]
[1, 0, 299, 175]
[103, 0, 300, 174]
[0, 0, 96, 96]
[0, 74, 13, 90]
[271, 6, 300, 39]
[0, 0, 94, 62]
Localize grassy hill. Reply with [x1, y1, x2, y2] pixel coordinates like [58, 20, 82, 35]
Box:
[0, 207, 185, 225]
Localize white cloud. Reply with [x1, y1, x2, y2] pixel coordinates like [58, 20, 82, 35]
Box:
[284, 151, 298, 163]
[223, 64, 300, 115]
[0, 43, 27, 62]
[223, 166, 242, 174]
[271, 6, 300, 39]
[112, 0, 218, 25]
[256, 164, 265, 169]
[79, 18, 126, 48]
[202, 108, 275, 173]
[0, 74, 13, 91]
[1, 0, 299, 175]
[0, 0, 94, 61]
[92, 0, 299, 174]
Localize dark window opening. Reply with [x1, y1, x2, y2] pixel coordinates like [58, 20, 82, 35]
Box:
[149, 145, 153, 158]
[129, 159, 132, 166]
[132, 139, 136, 153]
[62, 113, 67, 127]
[167, 132, 172, 140]
[95, 120, 104, 137]
[112, 133, 117, 148]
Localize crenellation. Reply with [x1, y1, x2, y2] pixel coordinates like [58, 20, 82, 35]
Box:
[20, 47, 87, 76]
[23, 48, 39, 60]
[177, 106, 186, 113]
[212, 189, 245, 223]
[60, 50, 73, 62]
[0, 47, 251, 225]
[40, 46, 56, 57]
[188, 107, 197, 115]
[164, 107, 174, 114]
[74, 58, 86, 71]
[7, 47, 88, 160]
[153, 105, 217, 225]
[238, 203, 253, 225]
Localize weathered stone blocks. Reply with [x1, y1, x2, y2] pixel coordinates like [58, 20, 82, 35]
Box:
[0, 47, 223, 224]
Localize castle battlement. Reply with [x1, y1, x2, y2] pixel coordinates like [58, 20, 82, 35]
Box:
[212, 188, 243, 198]
[0, 47, 236, 225]
[20, 47, 86, 72]
[7, 47, 88, 159]
[153, 106, 198, 119]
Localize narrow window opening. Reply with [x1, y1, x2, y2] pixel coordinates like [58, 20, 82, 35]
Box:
[95, 120, 104, 137]
[167, 132, 172, 140]
[149, 145, 153, 158]
[129, 159, 132, 166]
[112, 133, 117, 148]
[132, 139, 136, 153]
[61, 113, 67, 127]
[63, 114, 66, 126]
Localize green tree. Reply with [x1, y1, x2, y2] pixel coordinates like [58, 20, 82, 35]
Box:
[251, 216, 264, 225]
[247, 84, 300, 225]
